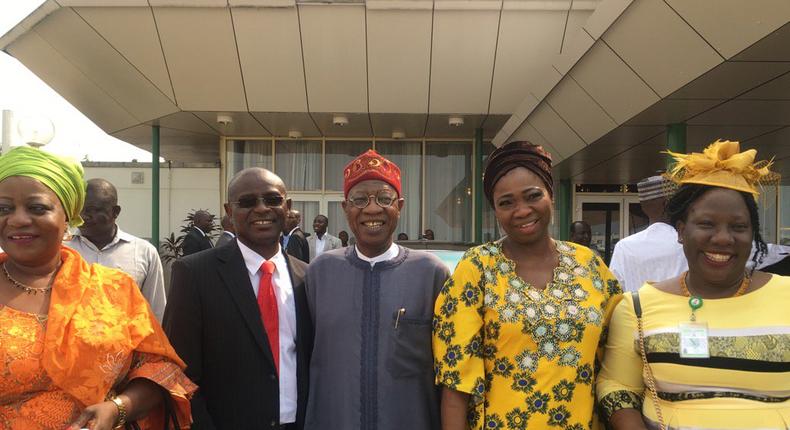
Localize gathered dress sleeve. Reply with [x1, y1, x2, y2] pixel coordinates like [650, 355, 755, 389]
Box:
[433, 249, 486, 401]
[596, 293, 645, 421]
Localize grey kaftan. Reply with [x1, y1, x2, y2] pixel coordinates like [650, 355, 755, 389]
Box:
[304, 245, 449, 430]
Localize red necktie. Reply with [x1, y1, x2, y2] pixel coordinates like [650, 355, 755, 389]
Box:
[257, 260, 279, 374]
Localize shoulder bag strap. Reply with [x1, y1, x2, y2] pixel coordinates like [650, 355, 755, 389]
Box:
[631, 291, 666, 430]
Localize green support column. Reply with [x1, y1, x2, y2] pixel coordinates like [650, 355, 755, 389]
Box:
[666, 123, 687, 169]
[558, 179, 571, 241]
[474, 128, 484, 244]
[151, 125, 160, 249]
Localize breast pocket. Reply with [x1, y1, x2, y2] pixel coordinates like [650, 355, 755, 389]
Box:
[386, 317, 433, 379]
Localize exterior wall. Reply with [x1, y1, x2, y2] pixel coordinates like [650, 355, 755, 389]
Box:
[83, 164, 222, 242]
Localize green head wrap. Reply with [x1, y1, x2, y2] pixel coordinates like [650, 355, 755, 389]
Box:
[0, 146, 86, 227]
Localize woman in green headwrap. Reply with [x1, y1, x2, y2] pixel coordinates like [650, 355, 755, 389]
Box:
[0, 146, 196, 430]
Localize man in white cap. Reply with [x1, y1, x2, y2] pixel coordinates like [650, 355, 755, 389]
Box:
[609, 175, 687, 292]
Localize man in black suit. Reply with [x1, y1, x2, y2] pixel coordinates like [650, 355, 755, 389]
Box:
[164, 168, 311, 430]
[182, 209, 214, 256]
[283, 209, 309, 263]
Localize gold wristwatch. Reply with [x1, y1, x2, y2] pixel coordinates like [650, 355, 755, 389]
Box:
[110, 396, 127, 429]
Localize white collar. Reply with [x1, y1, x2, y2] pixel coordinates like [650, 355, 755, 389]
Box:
[195, 226, 207, 236]
[287, 227, 299, 236]
[355, 242, 399, 266]
[74, 226, 132, 247]
[223, 231, 236, 238]
[237, 240, 286, 276]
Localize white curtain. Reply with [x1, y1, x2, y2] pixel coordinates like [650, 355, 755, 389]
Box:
[325, 141, 372, 191]
[376, 141, 422, 240]
[275, 140, 321, 191]
[226, 140, 272, 184]
[425, 142, 472, 242]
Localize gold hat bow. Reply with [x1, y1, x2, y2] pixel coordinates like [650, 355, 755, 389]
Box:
[666, 140, 777, 197]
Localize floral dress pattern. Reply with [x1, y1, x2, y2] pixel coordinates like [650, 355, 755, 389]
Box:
[432, 241, 621, 430]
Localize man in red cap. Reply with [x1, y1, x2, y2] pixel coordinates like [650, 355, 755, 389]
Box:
[303, 149, 449, 430]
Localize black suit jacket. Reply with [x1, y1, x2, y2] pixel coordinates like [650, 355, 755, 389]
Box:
[182, 227, 213, 257]
[285, 228, 310, 264]
[164, 239, 312, 430]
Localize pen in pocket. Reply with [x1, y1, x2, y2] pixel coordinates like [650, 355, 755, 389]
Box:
[394, 308, 406, 328]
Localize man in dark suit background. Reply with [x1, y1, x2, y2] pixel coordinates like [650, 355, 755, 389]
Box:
[215, 214, 236, 248]
[182, 209, 214, 256]
[164, 168, 311, 430]
[283, 209, 309, 263]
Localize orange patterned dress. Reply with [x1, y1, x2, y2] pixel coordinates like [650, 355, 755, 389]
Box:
[0, 247, 197, 429]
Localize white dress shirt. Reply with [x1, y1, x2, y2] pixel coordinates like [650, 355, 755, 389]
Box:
[609, 222, 688, 292]
[66, 228, 166, 321]
[237, 241, 297, 424]
[355, 242, 399, 266]
[315, 234, 326, 257]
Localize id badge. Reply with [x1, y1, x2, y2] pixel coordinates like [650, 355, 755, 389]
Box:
[679, 322, 709, 358]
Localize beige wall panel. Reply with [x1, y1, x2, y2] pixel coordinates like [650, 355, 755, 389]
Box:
[149, 0, 229, 5]
[528, 103, 585, 159]
[687, 125, 784, 151]
[233, 8, 307, 112]
[602, 0, 723, 97]
[370, 113, 428, 139]
[76, 7, 176, 103]
[429, 10, 499, 114]
[570, 41, 658, 124]
[626, 99, 721, 126]
[530, 65, 563, 100]
[300, 5, 368, 113]
[7, 32, 138, 133]
[493, 93, 539, 146]
[424, 114, 487, 138]
[153, 112, 218, 135]
[489, 10, 567, 114]
[666, 0, 790, 59]
[583, 0, 632, 39]
[546, 77, 615, 144]
[367, 9, 432, 113]
[154, 7, 246, 111]
[194, 112, 272, 136]
[60, 0, 149, 5]
[553, 26, 595, 75]
[670, 62, 790, 100]
[252, 112, 322, 137]
[740, 70, 790, 100]
[688, 100, 790, 126]
[508, 121, 561, 158]
[34, 8, 178, 123]
[732, 23, 790, 62]
[311, 112, 372, 137]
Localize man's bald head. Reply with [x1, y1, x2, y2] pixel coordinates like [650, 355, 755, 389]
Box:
[86, 178, 118, 206]
[228, 167, 286, 202]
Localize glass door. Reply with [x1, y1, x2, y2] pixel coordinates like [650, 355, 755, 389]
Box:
[574, 194, 645, 264]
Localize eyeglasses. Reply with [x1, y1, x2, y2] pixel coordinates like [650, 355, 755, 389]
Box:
[347, 191, 398, 209]
[231, 195, 285, 209]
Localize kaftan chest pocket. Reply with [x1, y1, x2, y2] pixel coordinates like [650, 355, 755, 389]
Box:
[386, 318, 433, 378]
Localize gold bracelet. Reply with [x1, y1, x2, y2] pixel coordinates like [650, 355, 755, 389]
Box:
[110, 396, 127, 430]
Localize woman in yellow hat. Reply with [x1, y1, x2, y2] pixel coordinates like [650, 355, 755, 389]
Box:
[597, 140, 790, 429]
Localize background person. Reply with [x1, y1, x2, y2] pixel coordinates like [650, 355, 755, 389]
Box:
[598, 140, 790, 430]
[164, 167, 311, 430]
[0, 146, 195, 430]
[434, 141, 621, 430]
[306, 214, 341, 261]
[337, 230, 349, 247]
[215, 214, 236, 247]
[66, 178, 167, 321]
[569, 220, 602, 257]
[181, 209, 213, 256]
[283, 209, 309, 263]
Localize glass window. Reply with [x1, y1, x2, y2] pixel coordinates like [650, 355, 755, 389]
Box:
[325, 140, 372, 191]
[289, 200, 319, 236]
[481, 143, 500, 243]
[425, 141, 472, 242]
[327, 201, 351, 241]
[226, 140, 272, 185]
[375, 140, 422, 240]
[275, 140, 322, 191]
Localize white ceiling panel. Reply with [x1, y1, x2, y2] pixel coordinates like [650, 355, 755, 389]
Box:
[59, 0, 149, 5]
[113, 124, 220, 163]
[570, 41, 659, 124]
[530, 65, 563, 100]
[75, 7, 175, 103]
[546, 76, 616, 143]
[233, 7, 307, 112]
[194, 112, 271, 136]
[370, 113, 428, 139]
[669, 61, 790, 100]
[252, 112, 322, 137]
[311, 112, 372, 137]
[152, 112, 218, 135]
[34, 8, 178, 123]
[666, 0, 790, 60]
[507, 120, 560, 158]
[688, 100, 790, 126]
[367, 9, 432, 113]
[552, 24, 595, 75]
[154, 7, 246, 111]
[583, 0, 632, 39]
[602, 0, 723, 97]
[626, 99, 721, 126]
[429, 9, 500, 114]
[731, 22, 790, 62]
[490, 10, 568, 114]
[424, 114, 487, 138]
[740, 71, 790, 100]
[149, 0, 228, 5]
[299, 5, 368, 113]
[7, 31, 138, 132]
[528, 102, 585, 159]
